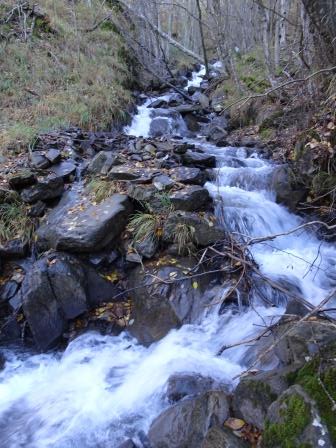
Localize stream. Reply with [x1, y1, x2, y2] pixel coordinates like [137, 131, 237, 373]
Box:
[0, 67, 336, 447]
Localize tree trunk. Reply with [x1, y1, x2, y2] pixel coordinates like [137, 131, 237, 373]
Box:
[196, 0, 209, 75]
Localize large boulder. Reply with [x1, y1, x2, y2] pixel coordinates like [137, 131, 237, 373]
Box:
[169, 166, 205, 185]
[167, 373, 227, 403]
[21, 252, 121, 349]
[21, 175, 64, 204]
[169, 186, 211, 211]
[8, 170, 37, 190]
[182, 150, 216, 168]
[37, 193, 132, 252]
[128, 258, 217, 345]
[87, 151, 122, 175]
[201, 426, 249, 448]
[148, 391, 230, 448]
[262, 385, 332, 448]
[271, 165, 308, 210]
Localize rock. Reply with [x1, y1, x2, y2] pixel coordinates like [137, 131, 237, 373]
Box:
[128, 258, 217, 345]
[182, 150, 216, 168]
[87, 151, 122, 175]
[8, 170, 37, 190]
[21, 176, 64, 204]
[21, 252, 121, 349]
[169, 186, 212, 212]
[30, 152, 50, 169]
[45, 148, 61, 164]
[135, 236, 159, 259]
[163, 211, 224, 246]
[285, 298, 310, 317]
[169, 167, 205, 185]
[271, 165, 308, 210]
[148, 99, 168, 108]
[50, 160, 77, 181]
[167, 373, 226, 403]
[232, 368, 294, 429]
[0, 280, 19, 302]
[0, 239, 28, 259]
[0, 316, 21, 343]
[109, 165, 156, 181]
[192, 92, 210, 109]
[37, 193, 132, 252]
[183, 112, 202, 132]
[173, 143, 191, 154]
[127, 184, 157, 202]
[201, 426, 249, 448]
[117, 440, 137, 448]
[148, 391, 230, 448]
[153, 174, 175, 191]
[21, 259, 66, 350]
[262, 385, 332, 448]
[28, 200, 46, 217]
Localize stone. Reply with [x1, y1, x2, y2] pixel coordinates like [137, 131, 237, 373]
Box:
[201, 426, 249, 448]
[50, 160, 76, 181]
[45, 148, 61, 164]
[232, 368, 294, 429]
[169, 186, 212, 211]
[167, 373, 226, 403]
[148, 99, 168, 108]
[263, 385, 332, 448]
[128, 258, 217, 345]
[30, 152, 50, 169]
[135, 235, 159, 259]
[0, 239, 28, 259]
[88, 151, 122, 175]
[169, 166, 205, 185]
[285, 298, 310, 317]
[28, 200, 46, 217]
[21, 176, 64, 204]
[182, 150, 216, 168]
[20, 252, 121, 349]
[0, 280, 19, 302]
[8, 170, 37, 190]
[109, 165, 154, 181]
[37, 193, 132, 252]
[153, 174, 175, 191]
[148, 391, 230, 448]
[271, 165, 308, 210]
[117, 440, 137, 448]
[192, 92, 210, 109]
[163, 211, 224, 246]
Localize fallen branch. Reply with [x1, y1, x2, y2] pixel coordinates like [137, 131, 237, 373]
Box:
[221, 66, 336, 112]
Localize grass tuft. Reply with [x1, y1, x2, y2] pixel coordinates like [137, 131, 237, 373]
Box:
[0, 195, 35, 244]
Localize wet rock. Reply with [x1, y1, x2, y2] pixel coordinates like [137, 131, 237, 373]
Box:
[148, 391, 230, 448]
[148, 99, 168, 108]
[0, 316, 21, 343]
[50, 160, 76, 181]
[127, 184, 157, 202]
[169, 166, 205, 185]
[169, 186, 211, 211]
[153, 174, 175, 191]
[109, 165, 156, 181]
[271, 165, 308, 210]
[88, 151, 122, 175]
[134, 236, 159, 259]
[37, 193, 132, 252]
[0, 239, 28, 259]
[8, 170, 37, 190]
[128, 258, 217, 345]
[163, 211, 224, 246]
[21, 252, 121, 349]
[0, 280, 19, 302]
[45, 148, 61, 164]
[30, 152, 50, 169]
[192, 92, 210, 109]
[28, 200, 46, 217]
[262, 385, 332, 448]
[182, 150, 216, 168]
[232, 368, 293, 429]
[167, 373, 225, 403]
[201, 426, 249, 448]
[21, 176, 64, 204]
[285, 298, 310, 317]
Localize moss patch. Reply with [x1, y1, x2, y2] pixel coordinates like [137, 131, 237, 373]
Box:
[262, 394, 311, 448]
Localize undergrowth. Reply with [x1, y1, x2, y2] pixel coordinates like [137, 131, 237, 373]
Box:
[86, 177, 124, 203]
[0, 194, 35, 244]
[0, 0, 135, 155]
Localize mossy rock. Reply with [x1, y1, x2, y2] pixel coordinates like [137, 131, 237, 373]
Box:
[262, 385, 331, 447]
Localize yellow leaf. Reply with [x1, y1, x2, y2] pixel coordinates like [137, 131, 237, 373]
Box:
[224, 418, 245, 431]
[192, 281, 198, 289]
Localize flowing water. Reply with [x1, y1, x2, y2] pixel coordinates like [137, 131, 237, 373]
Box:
[1, 67, 335, 447]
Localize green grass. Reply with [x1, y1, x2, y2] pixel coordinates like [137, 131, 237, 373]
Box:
[128, 212, 162, 246]
[0, 194, 35, 244]
[0, 0, 134, 154]
[86, 177, 122, 203]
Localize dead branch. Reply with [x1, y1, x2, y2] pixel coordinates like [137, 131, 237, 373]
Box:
[221, 66, 336, 112]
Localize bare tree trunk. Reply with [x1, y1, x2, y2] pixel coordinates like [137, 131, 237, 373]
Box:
[196, 0, 209, 75]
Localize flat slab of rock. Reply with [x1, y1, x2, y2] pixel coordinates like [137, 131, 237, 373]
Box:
[169, 186, 211, 211]
[182, 150, 216, 168]
[50, 160, 76, 180]
[109, 165, 159, 181]
[37, 192, 132, 252]
[21, 176, 64, 204]
[8, 170, 37, 190]
[169, 166, 205, 185]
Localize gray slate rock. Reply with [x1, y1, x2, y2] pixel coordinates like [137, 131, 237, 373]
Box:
[201, 426, 249, 448]
[153, 174, 175, 191]
[167, 373, 227, 403]
[169, 185, 211, 211]
[182, 150, 216, 168]
[30, 152, 50, 169]
[37, 193, 132, 252]
[50, 160, 76, 180]
[169, 166, 205, 185]
[45, 148, 61, 164]
[88, 151, 122, 175]
[148, 391, 230, 448]
[8, 170, 37, 190]
[0, 239, 28, 259]
[21, 176, 64, 204]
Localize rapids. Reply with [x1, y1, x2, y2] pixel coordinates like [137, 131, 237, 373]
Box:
[0, 66, 335, 448]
